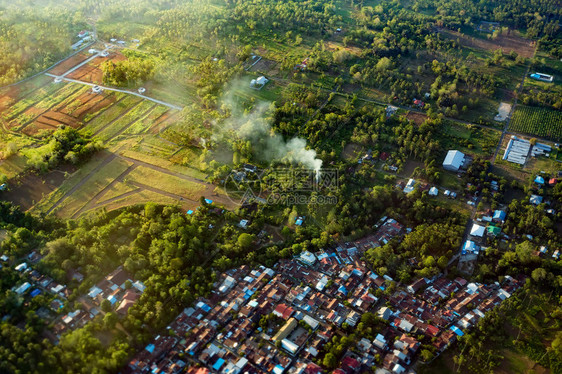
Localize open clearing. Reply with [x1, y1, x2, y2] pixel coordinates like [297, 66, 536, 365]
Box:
[1, 167, 72, 210]
[405, 111, 428, 126]
[494, 102, 512, 121]
[438, 29, 536, 58]
[65, 51, 126, 84]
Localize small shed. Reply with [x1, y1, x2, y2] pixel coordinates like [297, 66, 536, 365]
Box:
[534, 175, 545, 184]
[529, 194, 543, 205]
[493, 210, 506, 222]
[428, 187, 438, 196]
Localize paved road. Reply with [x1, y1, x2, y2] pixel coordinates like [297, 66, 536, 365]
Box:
[58, 47, 112, 78]
[44, 73, 184, 111]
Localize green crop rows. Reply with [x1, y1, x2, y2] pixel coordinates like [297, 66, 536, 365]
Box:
[509, 105, 562, 141]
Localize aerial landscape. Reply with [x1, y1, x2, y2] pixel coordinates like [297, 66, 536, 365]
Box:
[0, 0, 561, 373]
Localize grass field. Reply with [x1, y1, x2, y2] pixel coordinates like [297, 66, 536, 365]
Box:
[124, 165, 206, 200]
[88, 189, 183, 216]
[121, 149, 207, 179]
[95, 182, 139, 204]
[438, 121, 501, 158]
[53, 157, 132, 217]
[509, 105, 562, 140]
[0, 154, 28, 178]
[31, 151, 115, 214]
[96, 101, 156, 142]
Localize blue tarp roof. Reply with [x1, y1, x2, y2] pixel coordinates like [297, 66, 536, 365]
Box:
[187, 210, 193, 215]
[145, 344, 155, 353]
[451, 325, 464, 336]
[200, 303, 211, 312]
[212, 358, 225, 371]
[30, 289, 41, 297]
[205, 199, 213, 204]
[535, 176, 545, 184]
[493, 210, 506, 220]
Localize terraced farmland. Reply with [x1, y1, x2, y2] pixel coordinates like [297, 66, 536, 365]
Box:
[0, 49, 241, 218]
[509, 105, 562, 141]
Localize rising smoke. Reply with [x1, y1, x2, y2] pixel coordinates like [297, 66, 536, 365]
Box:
[217, 84, 322, 175]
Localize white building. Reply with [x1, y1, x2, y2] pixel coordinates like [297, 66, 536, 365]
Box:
[442, 150, 465, 171]
[470, 223, 485, 237]
[281, 339, 299, 355]
[503, 136, 530, 165]
[250, 76, 269, 89]
[300, 250, 317, 266]
[403, 179, 416, 193]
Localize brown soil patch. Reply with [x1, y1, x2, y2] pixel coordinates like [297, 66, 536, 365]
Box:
[342, 143, 363, 160]
[22, 122, 56, 137]
[48, 53, 90, 75]
[17, 90, 117, 136]
[405, 111, 428, 126]
[7, 106, 44, 130]
[249, 58, 279, 74]
[439, 29, 536, 58]
[66, 52, 126, 84]
[325, 41, 362, 56]
[76, 95, 114, 120]
[2, 166, 74, 210]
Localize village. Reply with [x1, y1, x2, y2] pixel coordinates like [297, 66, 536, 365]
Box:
[119, 217, 526, 374]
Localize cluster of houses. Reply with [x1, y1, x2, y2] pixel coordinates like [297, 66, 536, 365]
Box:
[530, 173, 558, 210]
[393, 274, 525, 364]
[400, 178, 452, 199]
[461, 209, 508, 257]
[71, 30, 93, 50]
[50, 267, 144, 343]
[123, 213, 527, 374]
[85, 266, 145, 315]
[1, 251, 71, 317]
[125, 218, 406, 374]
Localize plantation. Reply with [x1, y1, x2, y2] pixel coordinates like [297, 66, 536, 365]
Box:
[509, 105, 562, 140]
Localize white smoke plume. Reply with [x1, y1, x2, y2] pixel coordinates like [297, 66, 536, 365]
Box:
[216, 86, 322, 174]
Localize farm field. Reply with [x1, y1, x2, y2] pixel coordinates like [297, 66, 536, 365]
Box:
[0, 64, 226, 217]
[509, 105, 562, 140]
[437, 120, 501, 158]
[124, 165, 206, 200]
[52, 157, 133, 217]
[438, 28, 536, 58]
